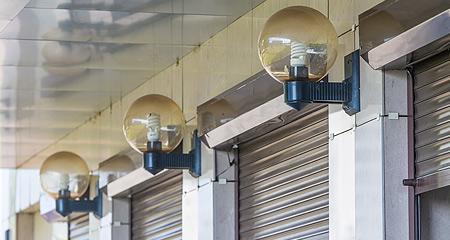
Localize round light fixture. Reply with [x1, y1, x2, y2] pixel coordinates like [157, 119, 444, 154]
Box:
[40, 151, 90, 199]
[258, 6, 339, 83]
[123, 94, 186, 153]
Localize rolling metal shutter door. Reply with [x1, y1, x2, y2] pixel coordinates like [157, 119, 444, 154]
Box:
[238, 106, 329, 240]
[414, 51, 450, 186]
[132, 173, 182, 240]
[69, 213, 89, 240]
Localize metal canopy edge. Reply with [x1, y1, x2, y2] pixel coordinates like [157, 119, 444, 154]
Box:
[359, 0, 450, 70]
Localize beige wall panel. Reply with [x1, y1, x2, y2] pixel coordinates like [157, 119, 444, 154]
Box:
[329, 31, 356, 83]
[97, 103, 129, 159]
[253, 0, 281, 20]
[203, 27, 228, 47]
[354, 26, 359, 50]
[280, 0, 328, 15]
[250, 4, 269, 75]
[182, 44, 229, 119]
[147, 67, 174, 97]
[330, 0, 355, 36]
[171, 64, 184, 108]
[330, 0, 384, 38]
[226, 13, 253, 89]
[250, 0, 281, 76]
[355, 0, 383, 22]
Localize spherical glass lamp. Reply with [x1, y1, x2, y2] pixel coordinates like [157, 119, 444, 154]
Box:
[258, 6, 339, 82]
[40, 151, 90, 199]
[123, 94, 186, 153]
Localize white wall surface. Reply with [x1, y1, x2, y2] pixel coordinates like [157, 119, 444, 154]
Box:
[1, 169, 14, 240]
[15, 169, 41, 213]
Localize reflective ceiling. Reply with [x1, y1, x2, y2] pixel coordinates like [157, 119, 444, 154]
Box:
[0, 0, 265, 168]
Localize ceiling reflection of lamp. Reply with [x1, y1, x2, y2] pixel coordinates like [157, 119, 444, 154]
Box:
[39, 151, 102, 217]
[259, 6, 360, 115]
[123, 94, 201, 177]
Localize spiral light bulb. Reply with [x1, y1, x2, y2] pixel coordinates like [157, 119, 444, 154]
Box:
[60, 173, 70, 190]
[290, 41, 307, 67]
[146, 113, 161, 142]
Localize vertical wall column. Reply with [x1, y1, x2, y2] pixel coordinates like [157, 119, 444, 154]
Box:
[90, 173, 131, 240]
[16, 213, 33, 240]
[213, 150, 238, 240]
[182, 127, 238, 240]
[182, 135, 215, 240]
[94, 198, 131, 240]
[329, 55, 385, 239]
[90, 195, 130, 240]
[329, 60, 412, 239]
[383, 70, 412, 240]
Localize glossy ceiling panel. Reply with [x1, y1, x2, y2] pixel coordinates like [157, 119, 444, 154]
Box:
[25, 0, 258, 16]
[0, 40, 195, 69]
[0, 8, 232, 45]
[0, 90, 122, 111]
[0, 0, 30, 32]
[0, 109, 92, 127]
[0, 67, 156, 92]
[0, 0, 266, 168]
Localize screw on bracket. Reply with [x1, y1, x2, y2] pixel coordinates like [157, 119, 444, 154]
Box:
[402, 179, 417, 187]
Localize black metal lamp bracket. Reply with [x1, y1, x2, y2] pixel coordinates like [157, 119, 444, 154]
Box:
[56, 189, 103, 218]
[143, 130, 202, 177]
[284, 50, 360, 116]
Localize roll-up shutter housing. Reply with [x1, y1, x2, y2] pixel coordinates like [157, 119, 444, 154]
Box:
[238, 106, 329, 240]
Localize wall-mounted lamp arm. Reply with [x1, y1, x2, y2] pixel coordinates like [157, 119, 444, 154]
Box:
[284, 81, 352, 103]
[56, 189, 102, 217]
[284, 50, 360, 116]
[143, 130, 202, 177]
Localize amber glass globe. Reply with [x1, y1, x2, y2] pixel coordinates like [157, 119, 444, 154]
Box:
[123, 94, 186, 153]
[40, 151, 90, 199]
[258, 6, 338, 82]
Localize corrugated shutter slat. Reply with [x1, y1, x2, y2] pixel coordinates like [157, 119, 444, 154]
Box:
[69, 214, 89, 240]
[132, 173, 182, 240]
[239, 106, 328, 240]
[414, 51, 450, 179]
